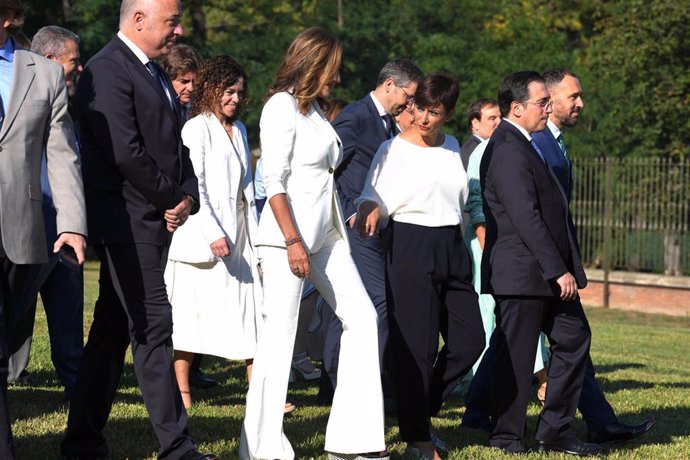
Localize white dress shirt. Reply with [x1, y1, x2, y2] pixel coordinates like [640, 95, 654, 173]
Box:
[356, 134, 468, 228]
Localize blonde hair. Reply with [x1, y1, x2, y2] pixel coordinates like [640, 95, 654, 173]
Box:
[266, 27, 342, 115]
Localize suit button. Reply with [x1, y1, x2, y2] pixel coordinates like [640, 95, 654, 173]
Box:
[328, 167, 334, 174]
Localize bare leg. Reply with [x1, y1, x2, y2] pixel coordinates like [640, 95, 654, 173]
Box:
[536, 368, 548, 406]
[174, 350, 194, 409]
[245, 359, 253, 383]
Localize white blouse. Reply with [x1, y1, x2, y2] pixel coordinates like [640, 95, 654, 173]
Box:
[355, 134, 468, 228]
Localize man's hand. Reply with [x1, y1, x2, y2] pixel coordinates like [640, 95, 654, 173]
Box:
[556, 272, 578, 301]
[210, 236, 231, 258]
[165, 195, 194, 233]
[53, 232, 87, 265]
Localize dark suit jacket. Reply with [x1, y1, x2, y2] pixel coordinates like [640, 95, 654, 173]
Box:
[461, 134, 482, 171]
[532, 127, 572, 202]
[75, 36, 199, 245]
[480, 120, 586, 297]
[333, 94, 391, 220]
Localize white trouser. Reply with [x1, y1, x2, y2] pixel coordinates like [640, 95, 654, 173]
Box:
[240, 227, 385, 459]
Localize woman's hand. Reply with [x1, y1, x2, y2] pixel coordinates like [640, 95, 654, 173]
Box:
[287, 241, 311, 279]
[210, 236, 231, 257]
[356, 201, 381, 237]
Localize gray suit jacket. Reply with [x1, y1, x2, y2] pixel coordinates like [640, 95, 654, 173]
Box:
[0, 47, 86, 264]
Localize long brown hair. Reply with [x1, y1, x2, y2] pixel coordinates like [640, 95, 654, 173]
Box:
[266, 27, 342, 115]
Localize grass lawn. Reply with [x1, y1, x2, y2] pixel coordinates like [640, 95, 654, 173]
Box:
[9, 261, 690, 459]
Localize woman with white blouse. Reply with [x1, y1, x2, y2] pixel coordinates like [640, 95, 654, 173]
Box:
[357, 73, 485, 460]
[165, 56, 262, 409]
[239, 28, 387, 460]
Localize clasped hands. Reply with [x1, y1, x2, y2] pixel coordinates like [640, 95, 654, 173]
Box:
[165, 195, 195, 233]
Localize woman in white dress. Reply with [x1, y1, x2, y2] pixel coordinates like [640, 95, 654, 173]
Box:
[165, 55, 262, 409]
[240, 27, 387, 460]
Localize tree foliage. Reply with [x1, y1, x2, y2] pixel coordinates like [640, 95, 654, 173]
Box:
[22, 0, 688, 157]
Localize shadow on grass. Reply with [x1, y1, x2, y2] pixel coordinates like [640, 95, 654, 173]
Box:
[596, 362, 647, 374]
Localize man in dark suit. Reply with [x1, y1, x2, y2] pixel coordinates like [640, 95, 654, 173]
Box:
[0, 2, 87, 458]
[322, 59, 423, 407]
[60, 1, 215, 459]
[532, 68, 656, 444]
[480, 71, 599, 455]
[460, 98, 500, 170]
[7, 24, 85, 401]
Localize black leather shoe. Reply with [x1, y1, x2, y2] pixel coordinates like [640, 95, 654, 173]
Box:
[538, 436, 601, 456]
[588, 419, 656, 444]
[179, 449, 219, 460]
[189, 370, 218, 389]
[461, 411, 493, 433]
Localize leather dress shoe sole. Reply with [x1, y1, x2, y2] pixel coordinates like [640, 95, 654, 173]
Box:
[589, 419, 656, 444]
[538, 438, 601, 456]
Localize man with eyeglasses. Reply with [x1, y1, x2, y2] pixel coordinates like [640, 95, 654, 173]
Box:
[531, 68, 656, 444]
[479, 71, 599, 456]
[319, 59, 423, 411]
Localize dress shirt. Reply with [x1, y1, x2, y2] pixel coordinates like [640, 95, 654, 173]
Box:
[503, 117, 533, 142]
[356, 134, 468, 228]
[369, 91, 389, 131]
[117, 31, 173, 106]
[0, 37, 15, 120]
[546, 118, 562, 141]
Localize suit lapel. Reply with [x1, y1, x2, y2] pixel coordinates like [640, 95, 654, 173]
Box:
[365, 95, 389, 144]
[113, 37, 180, 130]
[0, 49, 35, 142]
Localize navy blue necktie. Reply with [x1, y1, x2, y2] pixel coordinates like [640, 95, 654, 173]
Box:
[530, 139, 546, 162]
[0, 92, 5, 131]
[145, 61, 173, 109]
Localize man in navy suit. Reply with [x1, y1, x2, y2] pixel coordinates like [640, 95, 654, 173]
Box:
[323, 59, 423, 408]
[480, 71, 598, 455]
[532, 68, 656, 445]
[7, 25, 84, 401]
[460, 98, 500, 170]
[60, 1, 215, 459]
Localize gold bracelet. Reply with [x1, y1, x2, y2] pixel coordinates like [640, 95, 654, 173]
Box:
[285, 236, 302, 247]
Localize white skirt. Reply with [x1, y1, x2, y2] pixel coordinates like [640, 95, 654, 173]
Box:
[167, 208, 262, 360]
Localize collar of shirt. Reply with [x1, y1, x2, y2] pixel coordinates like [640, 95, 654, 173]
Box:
[473, 133, 485, 142]
[117, 31, 150, 66]
[547, 118, 562, 140]
[504, 117, 532, 142]
[0, 37, 15, 62]
[369, 91, 387, 118]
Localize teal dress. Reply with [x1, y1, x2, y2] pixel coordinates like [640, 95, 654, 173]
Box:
[463, 141, 549, 374]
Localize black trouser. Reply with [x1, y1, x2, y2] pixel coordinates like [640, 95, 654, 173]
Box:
[61, 244, 194, 459]
[387, 221, 484, 442]
[0, 240, 40, 460]
[489, 296, 591, 452]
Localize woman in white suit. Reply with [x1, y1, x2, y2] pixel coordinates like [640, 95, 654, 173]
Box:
[240, 28, 387, 460]
[165, 56, 262, 409]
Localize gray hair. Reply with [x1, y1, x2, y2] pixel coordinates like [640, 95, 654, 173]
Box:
[376, 59, 424, 88]
[31, 25, 79, 58]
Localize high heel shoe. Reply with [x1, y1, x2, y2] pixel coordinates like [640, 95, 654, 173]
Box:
[289, 352, 321, 382]
[430, 434, 447, 453]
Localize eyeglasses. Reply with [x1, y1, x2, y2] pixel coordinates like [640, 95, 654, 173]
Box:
[524, 99, 553, 110]
[396, 85, 415, 104]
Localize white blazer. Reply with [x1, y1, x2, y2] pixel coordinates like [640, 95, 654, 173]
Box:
[256, 92, 348, 253]
[168, 114, 258, 263]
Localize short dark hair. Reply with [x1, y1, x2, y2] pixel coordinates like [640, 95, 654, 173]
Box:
[413, 72, 459, 114]
[160, 43, 202, 81]
[542, 68, 579, 90]
[189, 55, 248, 121]
[466, 98, 497, 131]
[0, 0, 26, 31]
[497, 70, 544, 117]
[376, 59, 424, 88]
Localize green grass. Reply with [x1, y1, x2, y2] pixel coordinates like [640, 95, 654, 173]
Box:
[10, 261, 690, 459]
